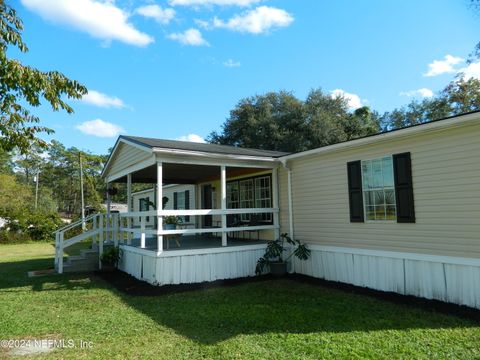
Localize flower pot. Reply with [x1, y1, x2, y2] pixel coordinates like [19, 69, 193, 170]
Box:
[101, 262, 116, 272]
[270, 262, 287, 276]
[164, 224, 176, 230]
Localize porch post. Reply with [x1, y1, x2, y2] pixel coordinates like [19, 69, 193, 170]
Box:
[127, 173, 132, 245]
[156, 161, 163, 253]
[220, 165, 227, 246]
[106, 182, 111, 242]
[272, 167, 280, 240]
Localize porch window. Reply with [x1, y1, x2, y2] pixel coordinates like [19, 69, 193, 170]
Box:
[239, 179, 254, 221]
[139, 197, 150, 221]
[361, 156, 396, 221]
[255, 176, 272, 222]
[227, 175, 273, 223]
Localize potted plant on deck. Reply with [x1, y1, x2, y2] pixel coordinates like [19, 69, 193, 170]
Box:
[100, 246, 122, 272]
[163, 216, 183, 230]
[255, 233, 311, 276]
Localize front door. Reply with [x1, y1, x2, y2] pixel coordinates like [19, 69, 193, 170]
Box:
[202, 184, 213, 227]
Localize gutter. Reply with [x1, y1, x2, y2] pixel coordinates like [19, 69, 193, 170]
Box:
[280, 159, 294, 240]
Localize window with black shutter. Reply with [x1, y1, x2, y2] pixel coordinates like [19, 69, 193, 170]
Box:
[349, 153, 415, 223]
[184, 190, 190, 222]
[347, 161, 364, 222]
[393, 152, 415, 223]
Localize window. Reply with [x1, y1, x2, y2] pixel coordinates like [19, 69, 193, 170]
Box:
[139, 197, 150, 221]
[174, 190, 190, 223]
[255, 176, 272, 222]
[227, 175, 272, 223]
[361, 156, 396, 221]
[239, 179, 254, 221]
[226, 182, 239, 209]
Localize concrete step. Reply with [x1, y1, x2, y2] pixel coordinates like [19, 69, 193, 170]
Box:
[62, 248, 99, 273]
[62, 262, 98, 273]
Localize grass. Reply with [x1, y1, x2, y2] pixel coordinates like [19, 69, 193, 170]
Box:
[0, 243, 479, 359]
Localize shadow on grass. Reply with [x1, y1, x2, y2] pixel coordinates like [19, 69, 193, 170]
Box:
[0, 257, 106, 293]
[108, 272, 480, 345]
[2, 256, 479, 345]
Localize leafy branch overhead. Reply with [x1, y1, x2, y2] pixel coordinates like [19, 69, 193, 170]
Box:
[0, 2, 87, 153]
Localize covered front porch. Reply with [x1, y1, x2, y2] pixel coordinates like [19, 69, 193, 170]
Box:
[101, 136, 287, 285]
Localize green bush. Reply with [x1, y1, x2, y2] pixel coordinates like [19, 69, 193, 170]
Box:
[1, 211, 63, 243]
[0, 230, 31, 244]
[26, 212, 63, 241]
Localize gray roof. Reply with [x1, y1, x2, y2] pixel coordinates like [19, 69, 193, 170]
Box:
[121, 136, 289, 158]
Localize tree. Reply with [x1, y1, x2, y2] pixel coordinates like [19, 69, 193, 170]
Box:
[0, 3, 87, 153]
[208, 89, 380, 152]
[208, 91, 306, 152]
[381, 77, 480, 130]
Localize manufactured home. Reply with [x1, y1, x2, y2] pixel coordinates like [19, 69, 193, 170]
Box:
[55, 111, 480, 309]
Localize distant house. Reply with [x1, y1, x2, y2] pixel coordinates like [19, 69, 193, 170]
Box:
[56, 111, 480, 309]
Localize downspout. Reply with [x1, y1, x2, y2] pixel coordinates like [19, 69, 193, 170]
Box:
[280, 159, 294, 240]
[281, 159, 295, 273]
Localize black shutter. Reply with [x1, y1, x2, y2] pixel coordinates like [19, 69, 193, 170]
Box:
[184, 190, 190, 222]
[173, 192, 178, 209]
[393, 152, 415, 223]
[347, 161, 364, 222]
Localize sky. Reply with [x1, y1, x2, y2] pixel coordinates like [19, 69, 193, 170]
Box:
[11, 0, 480, 154]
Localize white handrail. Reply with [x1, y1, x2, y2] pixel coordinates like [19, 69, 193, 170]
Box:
[55, 213, 99, 234]
[55, 213, 117, 274]
[119, 208, 279, 218]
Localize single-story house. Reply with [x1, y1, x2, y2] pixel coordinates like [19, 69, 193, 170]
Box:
[56, 110, 480, 309]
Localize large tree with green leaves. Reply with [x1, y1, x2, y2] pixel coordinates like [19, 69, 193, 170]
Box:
[208, 89, 380, 152]
[380, 77, 480, 130]
[0, 2, 86, 153]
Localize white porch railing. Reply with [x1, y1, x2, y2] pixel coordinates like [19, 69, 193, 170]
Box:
[54, 207, 278, 272]
[54, 213, 119, 274]
[117, 208, 280, 254]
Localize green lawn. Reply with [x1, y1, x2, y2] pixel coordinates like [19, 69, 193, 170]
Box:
[0, 243, 479, 359]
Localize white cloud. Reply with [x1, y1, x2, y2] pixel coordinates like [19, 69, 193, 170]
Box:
[76, 119, 125, 137]
[330, 89, 364, 110]
[399, 88, 434, 98]
[136, 4, 175, 25]
[167, 28, 209, 46]
[423, 54, 464, 77]
[458, 61, 480, 80]
[212, 6, 293, 34]
[176, 134, 206, 143]
[169, 0, 261, 7]
[81, 90, 126, 108]
[223, 59, 241, 67]
[21, 0, 154, 47]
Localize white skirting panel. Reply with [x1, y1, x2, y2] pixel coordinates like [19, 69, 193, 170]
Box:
[293, 245, 480, 310]
[118, 245, 266, 286]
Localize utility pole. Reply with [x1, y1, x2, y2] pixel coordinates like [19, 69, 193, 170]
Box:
[79, 152, 86, 231]
[34, 171, 40, 210]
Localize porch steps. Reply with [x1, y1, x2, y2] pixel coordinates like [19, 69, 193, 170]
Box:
[61, 248, 99, 273]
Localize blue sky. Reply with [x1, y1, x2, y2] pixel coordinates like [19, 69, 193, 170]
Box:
[13, 0, 479, 154]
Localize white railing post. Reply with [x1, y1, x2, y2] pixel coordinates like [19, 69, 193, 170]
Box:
[54, 232, 59, 268]
[220, 165, 227, 246]
[127, 173, 132, 245]
[272, 167, 280, 241]
[93, 215, 98, 247]
[140, 216, 146, 248]
[156, 161, 163, 253]
[58, 231, 64, 274]
[99, 214, 104, 270]
[113, 213, 119, 247]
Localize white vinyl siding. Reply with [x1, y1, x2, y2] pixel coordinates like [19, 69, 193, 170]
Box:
[107, 142, 151, 177]
[284, 121, 480, 259]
